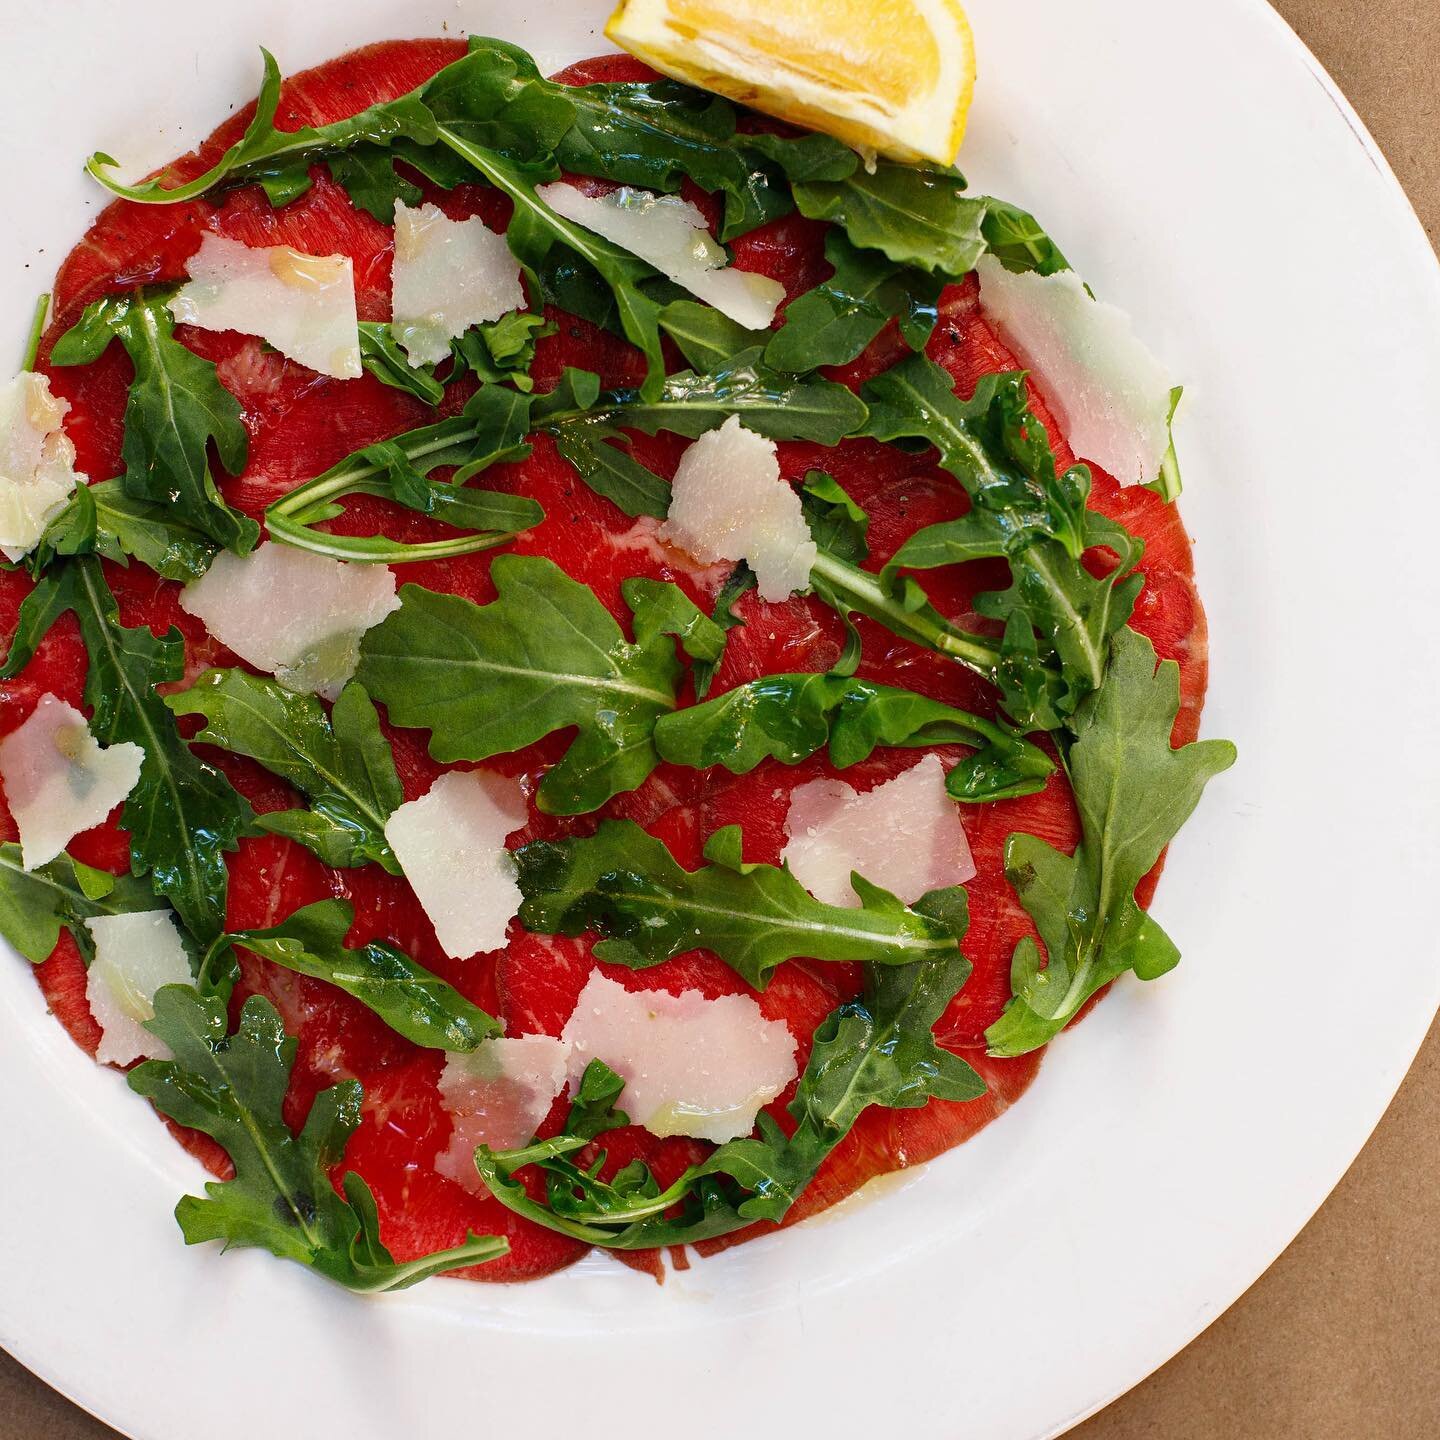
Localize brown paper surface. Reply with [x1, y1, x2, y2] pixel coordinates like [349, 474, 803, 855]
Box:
[2, 2, 1437, 1435]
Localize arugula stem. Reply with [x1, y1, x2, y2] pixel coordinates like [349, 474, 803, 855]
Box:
[20, 292, 49, 371]
[808, 549, 1004, 675]
[265, 507, 520, 564]
[342, 1234, 510, 1292]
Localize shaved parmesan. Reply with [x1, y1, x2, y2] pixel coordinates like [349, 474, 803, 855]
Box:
[434, 1034, 572, 1191]
[384, 770, 527, 960]
[390, 201, 525, 367]
[537, 183, 785, 330]
[660, 416, 816, 601]
[178, 542, 399, 700]
[0, 372, 83, 561]
[170, 232, 361, 379]
[0, 695, 143, 870]
[782, 753, 975, 907]
[561, 972, 797, 1144]
[976, 256, 1174, 487]
[85, 910, 192, 1067]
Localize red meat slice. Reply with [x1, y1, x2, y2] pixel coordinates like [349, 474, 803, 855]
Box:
[1, 39, 1210, 1283]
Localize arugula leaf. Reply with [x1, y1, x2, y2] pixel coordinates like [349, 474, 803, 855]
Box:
[979, 198, 1071, 276]
[86, 49, 439, 207]
[549, 428, 671, 519]
[533, 352, 869, 519]
[654, 671, 1053, 801]
[36, 478, 217, 582]
[50, 292, 257, 556]
[435, 131, 670, 394]
[473, 933, 981, 1247]
[230, 899, 500, 1050]
[0, 843, 163, 965]
[658, 300, 768, 371]
[357, 558, 705, 814]
[264, 386, 541, 563]
[1148, 386, 1185, 503]
[325, 145, 424, 223]
[359, 312, 552, 405]
[129, 986, 507, 1289]
[792, 162, 989, 277]
[985, 629, 1236, 1056]
[357, 322, 446, 405]
[167, 671, 402, 873]
[565, 1059, 630, 1142]
[1, 562, 253, 940]
[865, 357, 1145, 716]
[693, 563, 755, 700]
[803, 546, 1066, 732]
[451, 310, 552, 391]
[765, 231, 942, 373]
[514, 818, 969, 990]
[538, 349, 868, 446]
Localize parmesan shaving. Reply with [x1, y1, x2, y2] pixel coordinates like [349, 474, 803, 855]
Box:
[561, 971, 797, 1143]
[384, 770, 527, 960]
[537, 182, 785, 329]
[782, 754, 976, 907]
[170, 232, 362, 379]
[0, 695, 143, 870]
[660, 416, 816, 601]
[178, 542, 399, 701]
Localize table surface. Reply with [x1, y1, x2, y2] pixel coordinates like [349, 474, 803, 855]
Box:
[3, 1, 1438, 1436]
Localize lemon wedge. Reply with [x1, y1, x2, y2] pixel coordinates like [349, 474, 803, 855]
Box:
[605, 0, 977, 166]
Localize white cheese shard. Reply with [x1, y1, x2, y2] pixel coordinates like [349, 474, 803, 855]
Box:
[0, 372, 84, 561]
[384, 770, 527, 960]
[390, 201, 525, 368]
[0, 695, 143, 870]
[169, 232, 362, 379]
[976, 256, 1175, 487]
[85, 910, 192, 1067]
[561, 971, 797, 1144]
[536, 182, 785, 330]
[781, 754, 976, 908]
[434, 1034, 572, 1191]
[660, 415, 816, 601]
[178, 542, 399, 700]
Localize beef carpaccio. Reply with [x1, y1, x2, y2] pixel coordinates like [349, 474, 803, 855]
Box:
[0, 38, 1213, 1285]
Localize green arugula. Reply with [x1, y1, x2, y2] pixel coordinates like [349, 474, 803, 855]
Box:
[20, 292, 49, 371]
[356, 558, 721, 814]
[167, 671, 402, 873]
[50, 292, 257, 556]
[513, 818, 970, 990]
[564, 1059, 631, 1142]
[86, 49, 441, 210]
[865, 357, 1146, 716]
[534, 354, 869, 519]
[473, 931, 981, 1247]
[0, 843, 163, 965]
[654, 671, 1054, 801]
[359, 311, 552, 405]
[36, 478, 217, 582]
[765, 231, 942, 373]
[692, 562, 755, 699]
[263, 386, 541, 563]
[129, 986, 507, 1289]
[658, 300, 769, 371]
[1, 560, 253, 940]
[792, 161, 989, 277]
[979, 198, 1072, 276]
[229, 899, 500, 1050]
[986, 629, 1236, 1056]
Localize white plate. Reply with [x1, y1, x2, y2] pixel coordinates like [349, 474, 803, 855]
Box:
[2, 2, 1438, 1437]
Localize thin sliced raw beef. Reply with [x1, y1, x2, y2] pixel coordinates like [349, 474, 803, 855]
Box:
[0, 40, 1209, 1282]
